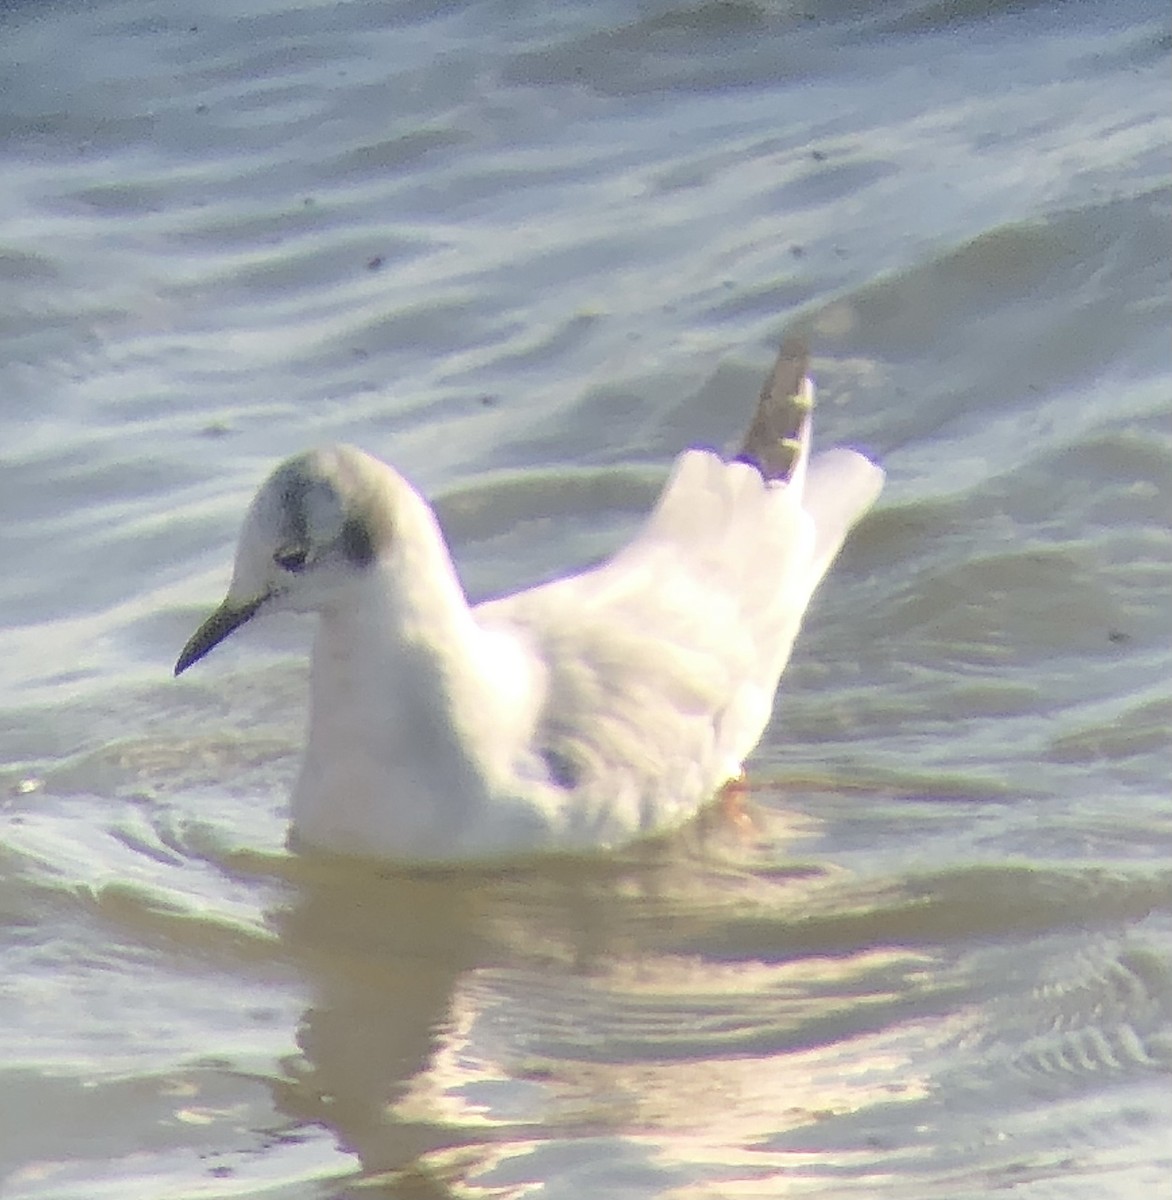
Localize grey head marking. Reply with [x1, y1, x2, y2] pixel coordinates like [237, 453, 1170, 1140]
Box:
[269, 447, 389, 573]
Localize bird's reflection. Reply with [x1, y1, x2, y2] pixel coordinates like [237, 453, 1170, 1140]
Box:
[267, 826, 765, 1177]
[269, 859, 487, 1178]
[265, 808, 938, 1193]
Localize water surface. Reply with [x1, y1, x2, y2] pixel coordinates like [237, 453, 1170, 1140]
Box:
[1, 0, 1170, 1196]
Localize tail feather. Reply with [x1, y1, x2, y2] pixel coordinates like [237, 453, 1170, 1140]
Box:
[803, 448, 885, 581]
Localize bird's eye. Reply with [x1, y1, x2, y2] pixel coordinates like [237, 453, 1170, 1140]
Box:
[273, 544, 310, 573]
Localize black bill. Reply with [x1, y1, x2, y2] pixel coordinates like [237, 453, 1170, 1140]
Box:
[174, 595, 265, 676]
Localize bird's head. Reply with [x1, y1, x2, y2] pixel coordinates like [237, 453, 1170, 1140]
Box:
[175, 444, 393, 675]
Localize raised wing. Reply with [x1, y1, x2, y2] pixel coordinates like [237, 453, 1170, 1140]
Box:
[476, 343, 882, 830]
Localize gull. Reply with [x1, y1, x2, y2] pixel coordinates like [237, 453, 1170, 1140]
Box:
[175, 340, 883, 863]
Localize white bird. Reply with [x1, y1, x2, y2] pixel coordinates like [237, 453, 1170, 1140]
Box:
[175, 340, 883, 863]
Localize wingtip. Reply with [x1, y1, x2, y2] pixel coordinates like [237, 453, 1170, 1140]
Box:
[735, 335, 813, 483]
[774, 333, 809, 383]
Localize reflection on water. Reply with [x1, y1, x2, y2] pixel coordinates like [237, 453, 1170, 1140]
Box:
[268, 848, 931, 1190]
[226, 828, 1172, 1195]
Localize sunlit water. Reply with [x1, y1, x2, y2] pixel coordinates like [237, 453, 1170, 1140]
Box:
[1, 0, 1169, 1196]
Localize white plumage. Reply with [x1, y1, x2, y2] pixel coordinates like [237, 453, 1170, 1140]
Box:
[176, 342, 883, 863]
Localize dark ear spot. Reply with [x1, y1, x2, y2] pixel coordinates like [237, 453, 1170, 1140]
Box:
[340, 515, 375, 567]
